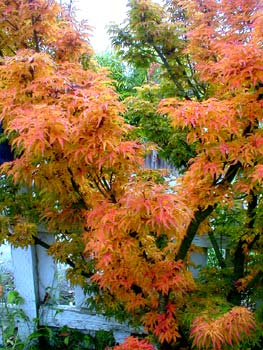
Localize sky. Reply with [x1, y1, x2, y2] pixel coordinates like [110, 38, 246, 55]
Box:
[75, 0, 128, 52]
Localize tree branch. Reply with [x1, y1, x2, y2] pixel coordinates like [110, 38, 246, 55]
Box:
[67, 167, 89, 209]
[153, 44, 191, 100]
[176, 162, 241, 261]
[32, 233, 92, 278]
[227, 191, 258, 305]
[208, 231, 226, 268]
[176, 205, 214, 261]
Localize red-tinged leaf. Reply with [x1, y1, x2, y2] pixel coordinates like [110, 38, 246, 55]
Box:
[114, 336, 155, 350]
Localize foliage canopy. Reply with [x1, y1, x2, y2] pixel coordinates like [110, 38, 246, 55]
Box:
[0, 1, 263, 349]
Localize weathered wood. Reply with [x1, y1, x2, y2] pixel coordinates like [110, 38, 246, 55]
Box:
[189, 249, 207, 278]
[36, 232, 58, 304]
[7, 237, 137, 344]
[11, 246, 38, 339]
[144, 150, 177, 172]
[74, 285, 87, 307]
[39, 305, 134, 344]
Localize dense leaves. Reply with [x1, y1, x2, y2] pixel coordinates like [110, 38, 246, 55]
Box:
[191, 307, 256, 350]
[0, 1, 192, 348]
[0, 1, 263, 349]
[109, 0, 206, 100]
[157, 0, 263, 348]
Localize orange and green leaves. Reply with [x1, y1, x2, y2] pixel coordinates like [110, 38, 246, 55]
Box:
[84, 179, 194, 287]
[0, 4, 195, 347]
[159, 0, 263, 209]
[184, 0, 263, 89]
[109, 0, 205, 100]
[0, 0, 92, 59]
[83, 178, 194, 344]
[156, 0, 263, 347]
[0, 44, 145, 230]
[1, 1, 262, 349]
[190, 306, 256, 350]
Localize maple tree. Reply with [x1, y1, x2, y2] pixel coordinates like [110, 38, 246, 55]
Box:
[158, 0, 263, 348]
[0, 1, 193, 349]
[110, 0, 263, 349]
[0, 1, 263, 350]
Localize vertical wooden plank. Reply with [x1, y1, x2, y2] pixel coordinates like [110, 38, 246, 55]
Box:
[11, 246, 38, 340]
[190, 249, 207, 278]
[0, 243, 12, 345]
[36, 232, 58, 304]
[74, 285, 86, 307]
[113, 331, 132, 345]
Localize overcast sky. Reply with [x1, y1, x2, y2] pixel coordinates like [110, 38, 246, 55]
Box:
[75, 0, 128, 52]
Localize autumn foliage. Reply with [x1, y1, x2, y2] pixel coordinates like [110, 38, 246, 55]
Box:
[0, 0, 263, 349]
[113, 336, 155, 350]
[190, 306, 256, 350]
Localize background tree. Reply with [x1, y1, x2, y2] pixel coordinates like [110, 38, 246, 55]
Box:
[109, 0, 203, 169]
[95, 51, 147, 100]
[109, 0, 206, 101]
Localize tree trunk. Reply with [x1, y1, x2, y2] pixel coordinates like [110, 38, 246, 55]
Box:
[227, 191, 257, 305]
